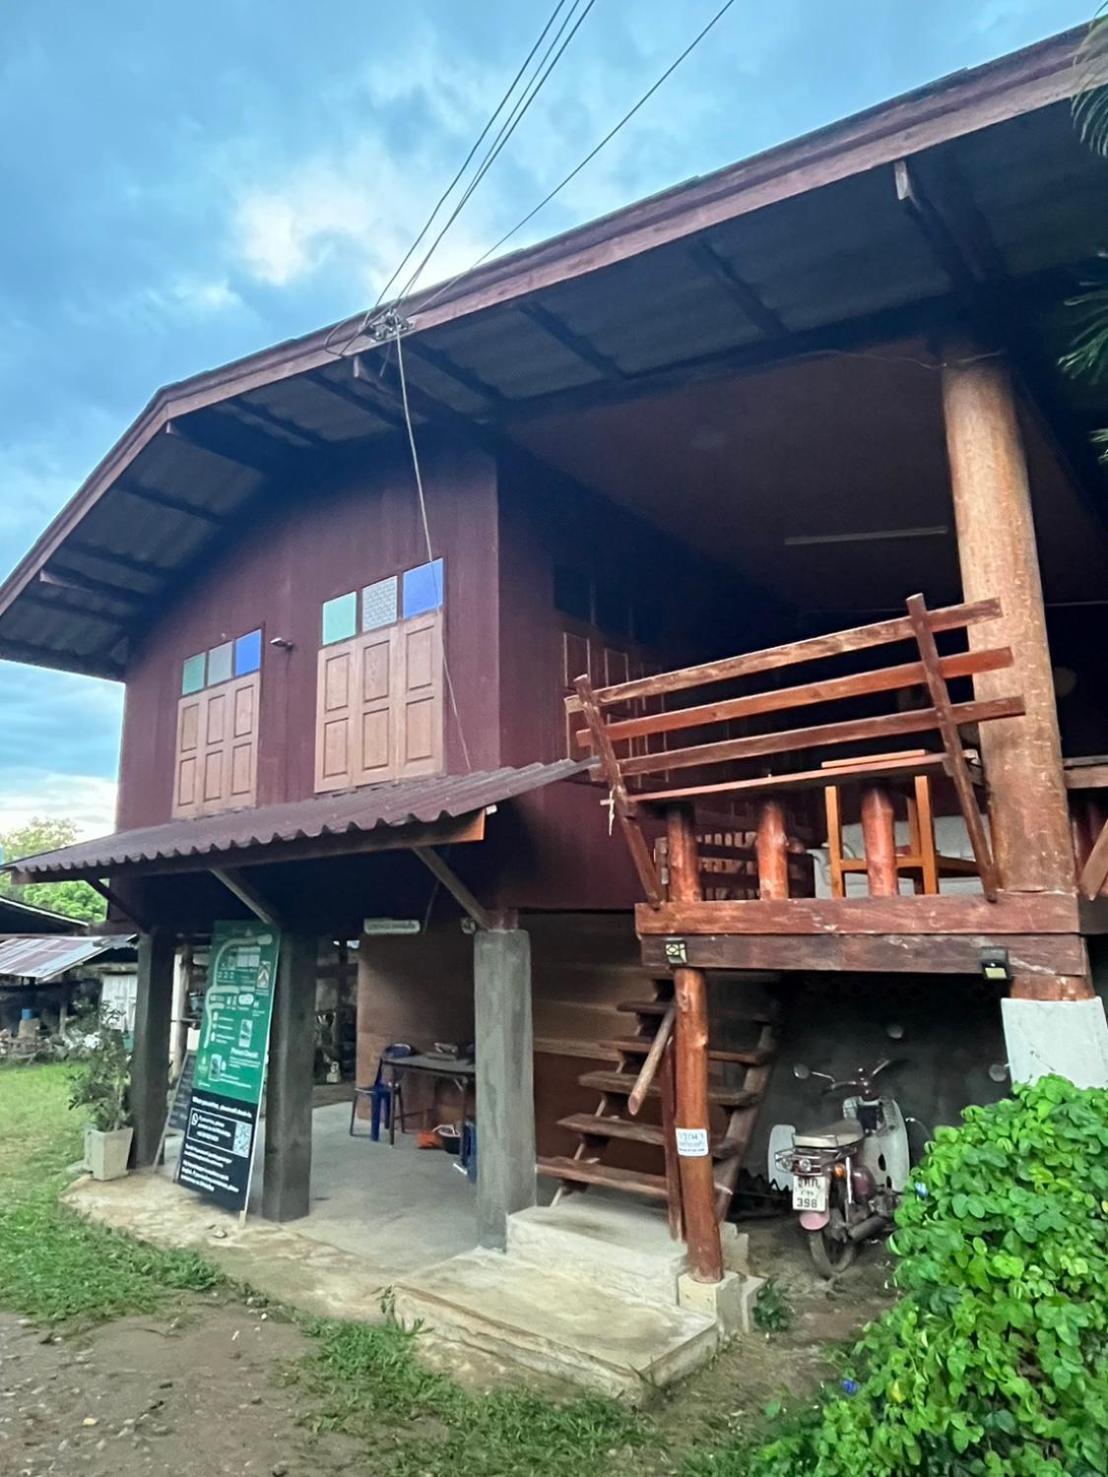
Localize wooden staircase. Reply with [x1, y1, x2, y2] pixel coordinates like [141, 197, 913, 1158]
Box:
[538, 980, 781, 1233]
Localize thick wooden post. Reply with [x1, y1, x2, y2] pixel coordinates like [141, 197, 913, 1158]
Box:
[666, 805, 724, 1284]
[860, 786, 899, 896]
[755, 799, 790, 900]
[263, 932, 317, 1222]
[131, 929, 174, 1167]
[942, 343, 1091, 1000]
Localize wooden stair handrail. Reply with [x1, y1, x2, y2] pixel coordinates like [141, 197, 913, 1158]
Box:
[565, 596, 1003, 712]
[627, 1001, 676, 1116]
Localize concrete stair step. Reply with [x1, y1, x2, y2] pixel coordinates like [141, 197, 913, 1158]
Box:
[392, 1247, 718, 1400]
[580, 1070, 761, 1108]
[537, 1155, 668, 1200]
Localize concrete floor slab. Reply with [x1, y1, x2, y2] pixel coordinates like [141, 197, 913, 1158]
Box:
[393, 1248, 719, 1401]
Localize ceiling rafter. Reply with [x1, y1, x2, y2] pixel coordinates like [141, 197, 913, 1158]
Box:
[228, 399, 332, 450]
[165, 417, 282, 478]
[0, 637, 125, 681]
[39, 568, 146, 606]
[518, 301, 628, 380]
[688, 238, 786, 338]
[404, 340, 508, 406]
[303, 368, 406, 430]
[64, 541, 172, 582]
[22, 588, 127, 627]
[116, 480, 226, 525]
[893, 154, 1108, 524]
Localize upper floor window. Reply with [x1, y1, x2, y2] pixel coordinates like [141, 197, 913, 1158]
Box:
[315, 560, 445, 794]
[173, 627, 263, 820]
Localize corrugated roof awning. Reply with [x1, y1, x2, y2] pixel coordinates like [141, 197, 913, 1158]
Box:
[7, 761, 588, 883]
[0, 935, 137, 982]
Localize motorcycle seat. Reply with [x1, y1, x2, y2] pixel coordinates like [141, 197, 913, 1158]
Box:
[794, 1118, 863, 1149]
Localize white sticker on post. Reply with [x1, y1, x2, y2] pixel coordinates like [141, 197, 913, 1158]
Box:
[675, 1127, 709, 1158]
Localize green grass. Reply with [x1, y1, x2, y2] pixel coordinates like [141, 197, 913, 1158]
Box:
[0, 1062, 221, 1324]
[293, 1315, 648, 1477]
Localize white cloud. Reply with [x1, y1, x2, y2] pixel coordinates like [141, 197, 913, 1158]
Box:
[0, 770, 117, 839]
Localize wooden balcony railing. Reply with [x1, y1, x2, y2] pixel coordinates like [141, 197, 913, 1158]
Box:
[568, 593, 1026, 909]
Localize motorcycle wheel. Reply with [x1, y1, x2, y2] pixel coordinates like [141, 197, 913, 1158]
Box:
[807, 1227, 857, 1278]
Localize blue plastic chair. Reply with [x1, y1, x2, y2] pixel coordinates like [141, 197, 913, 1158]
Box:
[349, 1042, 414, 1140]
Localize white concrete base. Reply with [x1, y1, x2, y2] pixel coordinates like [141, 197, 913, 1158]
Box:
[1002, 997, 1108, 1088]
[678, 1269, 765, 1336]
[393, 1248, 719, 1401]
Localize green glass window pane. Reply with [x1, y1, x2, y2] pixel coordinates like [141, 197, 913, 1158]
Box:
[207, 640, 233, 685]
[181, 652, 206, 695]
[322, 592, 357, 646]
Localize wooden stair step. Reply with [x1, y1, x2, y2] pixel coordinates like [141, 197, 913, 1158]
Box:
[615, 998, 778, 1025]
[537, 1156, 669, 1201]
[602, 1038, 772, 1066]
[579, 1070, 761, 1108]
[558, 1113, 743, 1159]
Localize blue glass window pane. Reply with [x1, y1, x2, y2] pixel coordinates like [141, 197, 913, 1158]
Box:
[322, 592, 357, 645]
[207, 640, 233, 686]
[181, 652, 206, 695]
[402, 558, 444, 617]
[234, 629, 262, 676]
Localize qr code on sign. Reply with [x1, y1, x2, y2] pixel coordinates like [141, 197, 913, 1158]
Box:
[231, 1121, 252, 1157]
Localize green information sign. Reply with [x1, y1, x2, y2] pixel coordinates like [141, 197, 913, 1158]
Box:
[178, 921, 281, 1214]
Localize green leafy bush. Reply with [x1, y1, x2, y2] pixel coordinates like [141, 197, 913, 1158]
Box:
[67, 1010, 130, 1132]
[694, 1076, 1108, 1477]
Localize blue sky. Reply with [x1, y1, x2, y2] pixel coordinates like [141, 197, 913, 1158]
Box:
[0, 0, 1090, 836]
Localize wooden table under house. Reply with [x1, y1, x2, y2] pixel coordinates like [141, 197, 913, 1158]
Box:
[543, 587, 1106, 1282]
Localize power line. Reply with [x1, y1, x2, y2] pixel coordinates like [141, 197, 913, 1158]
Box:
[391, 0, 599, 308]
[414, 0, 740, 321]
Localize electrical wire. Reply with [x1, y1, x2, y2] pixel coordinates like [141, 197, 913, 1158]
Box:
[394, 332, 473, 771]
[413, 0, 740, 321]
[390, 0, 599, 309]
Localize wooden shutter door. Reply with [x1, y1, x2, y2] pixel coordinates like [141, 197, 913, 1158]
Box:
[315, 640, 356, 792]
[174, 697, 202, 817]
[201, 689, 229, 811]
[355, 629, 397, 784]
[394, 612, 443, 778]
[226, 674, 260, 807]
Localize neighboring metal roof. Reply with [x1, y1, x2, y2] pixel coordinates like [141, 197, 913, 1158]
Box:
[8, 761, 587, 881]
[0, 26, 1102, 676]
[0, 935, 136, 983]
[0, 893, 88, 934]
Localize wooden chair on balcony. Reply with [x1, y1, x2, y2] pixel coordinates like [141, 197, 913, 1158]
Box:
[567, 593, 1025, 905]
[822, 750, 985, 897]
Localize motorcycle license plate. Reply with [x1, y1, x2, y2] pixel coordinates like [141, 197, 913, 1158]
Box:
[792, 1175, 828, 1212]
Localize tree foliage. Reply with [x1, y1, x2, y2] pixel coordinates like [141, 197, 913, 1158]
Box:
[691, 1077, 1108, 1477]
[0, 817, 105, 924]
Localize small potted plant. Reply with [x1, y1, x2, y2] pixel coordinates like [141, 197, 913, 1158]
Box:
[69, 1010, 133, 1180]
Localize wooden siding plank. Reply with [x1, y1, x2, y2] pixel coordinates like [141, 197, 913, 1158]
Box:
[635, 893, 1080, 936]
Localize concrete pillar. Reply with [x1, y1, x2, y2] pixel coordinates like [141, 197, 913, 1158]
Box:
[943, 343, 1091, 1000]
[474, 928, 536, 1248]
[262, 932, 317, 1223]
[131, 929, 174, 1167]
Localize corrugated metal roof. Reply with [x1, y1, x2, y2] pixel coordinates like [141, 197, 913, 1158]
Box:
[0, 895, 87, 934]
[0, 935, 136, 982]
[9, 761, 587, 881]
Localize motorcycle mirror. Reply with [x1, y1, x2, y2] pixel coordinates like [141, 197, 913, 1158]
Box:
[988, 1061, 1010, 1083]
[792, 1063, 811, 1081]
[886, 1022, 905, 1040]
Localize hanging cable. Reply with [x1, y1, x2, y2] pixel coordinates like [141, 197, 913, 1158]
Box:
[413, 0, 740, 321]
[391, 0, 598, 309]
[394, 331, 473, 772]
[324, 0, 580, 357]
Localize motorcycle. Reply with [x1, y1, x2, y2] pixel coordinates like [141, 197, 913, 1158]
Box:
[768, 1057, 912, 1276]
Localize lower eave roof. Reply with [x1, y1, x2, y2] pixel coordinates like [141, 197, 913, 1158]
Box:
[0, 934, 137, 982]
[6, 761, 587, 882]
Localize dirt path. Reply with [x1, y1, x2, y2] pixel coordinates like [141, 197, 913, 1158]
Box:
[0, 1300, 362, 1477]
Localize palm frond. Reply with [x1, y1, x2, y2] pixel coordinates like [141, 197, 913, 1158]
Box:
[1073, 14, 1108, 156]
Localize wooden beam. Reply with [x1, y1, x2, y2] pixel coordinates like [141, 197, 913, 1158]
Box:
[303, 369, 406, 429]
[39, 568, 146, 606]
[226, 400, 330, 451]
[411, 846, 495, 931]
[640, 931, 1088, 978]
[210, 867, 283, 927]
[165, 417, 281, 479]
[633, 750, 977, 806]
[22, 589, 127, 627]
[117, 480, 225, 525]
[688, 238, 786, 338]
[636, 892, 1080, 936]
[518, 301, 628, 380]
[860, 786, 899, 896]
[87, 878, 149, 932]
[405, 341, 508, 407]
[627, 1001, 675, 1116]
[63, 542, 171, 582]
[0, 638, 125, 681]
